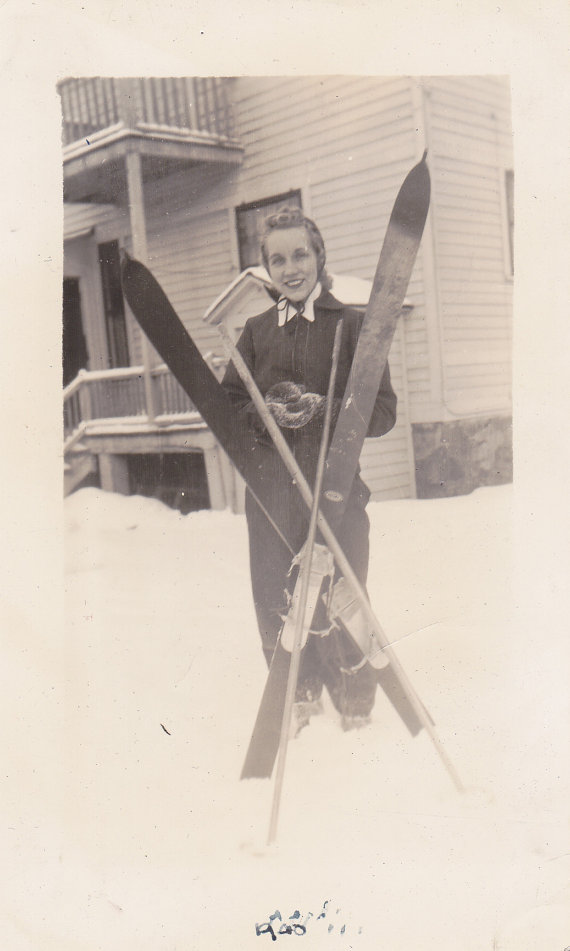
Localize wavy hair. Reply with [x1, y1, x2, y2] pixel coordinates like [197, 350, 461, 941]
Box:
[260, 206, 332, 291]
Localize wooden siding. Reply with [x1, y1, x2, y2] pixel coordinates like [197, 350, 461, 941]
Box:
[136, 179, 236, 368]
[64, 202, 126, 240]
[360, 323, 416, 500]
[232, 77, 416, 212]
[422, 76, 513, 417]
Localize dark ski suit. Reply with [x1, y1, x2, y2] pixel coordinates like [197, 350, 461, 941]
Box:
[222, 289, 397, 717]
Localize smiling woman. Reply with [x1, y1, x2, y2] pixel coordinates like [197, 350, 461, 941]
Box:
[221, 206, 398, 731]
[263, 226, 319, 303]
[260, 206, 324, 303]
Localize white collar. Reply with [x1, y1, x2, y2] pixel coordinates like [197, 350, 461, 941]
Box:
[277, 282, 321, 327]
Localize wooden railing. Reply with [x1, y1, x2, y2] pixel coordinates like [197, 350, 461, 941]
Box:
[64, 365, 202, 449]
[58, 77, 236, 147]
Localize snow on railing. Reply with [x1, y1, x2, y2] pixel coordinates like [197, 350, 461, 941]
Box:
[64, 365, 199, 450]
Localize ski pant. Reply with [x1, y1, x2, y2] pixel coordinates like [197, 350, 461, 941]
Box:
[245, 482, 378, 718]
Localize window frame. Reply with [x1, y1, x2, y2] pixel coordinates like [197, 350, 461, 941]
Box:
[235, 189, 303, 271]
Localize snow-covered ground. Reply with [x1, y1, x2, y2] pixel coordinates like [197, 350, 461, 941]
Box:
[4, 483, 569, 950]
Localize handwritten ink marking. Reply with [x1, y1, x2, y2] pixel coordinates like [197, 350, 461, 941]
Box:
[317, 900, 330, 920]
[255, 910, 280, 942]
[255, 921, 277, 942]
[255, 901, 356, 940]
[160, 723, 171, 735]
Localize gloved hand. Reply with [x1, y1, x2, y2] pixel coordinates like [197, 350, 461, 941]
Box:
[265, 381, 325, 429]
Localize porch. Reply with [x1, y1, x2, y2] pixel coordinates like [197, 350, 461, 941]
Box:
[60, 76, 245, 513]
[64, 362, 238, 511]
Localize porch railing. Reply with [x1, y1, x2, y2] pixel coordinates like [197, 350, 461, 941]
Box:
[58, 77, 236, 148]
[64, 365, 203, 450]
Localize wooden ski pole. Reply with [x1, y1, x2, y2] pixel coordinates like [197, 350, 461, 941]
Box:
[217, 325, 464, 794]
[267, 320, 344, 845]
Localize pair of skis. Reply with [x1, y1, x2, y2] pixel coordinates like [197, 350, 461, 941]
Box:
[121, 151, 463, 804]
[233, 151, 433, 783]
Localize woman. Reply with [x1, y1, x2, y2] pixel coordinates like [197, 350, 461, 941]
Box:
[222, 207, 397, 729]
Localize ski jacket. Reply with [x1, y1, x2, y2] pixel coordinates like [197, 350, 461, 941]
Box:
[223, 288, 396, 439]
[222, 289, 397, 526]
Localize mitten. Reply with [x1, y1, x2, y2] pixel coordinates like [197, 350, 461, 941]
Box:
[265, 381, 325, 429]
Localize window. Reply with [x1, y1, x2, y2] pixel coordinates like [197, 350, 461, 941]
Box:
[504, 169, 514, 276]
[127, 452, 210, 514]
[235, 190, 302, 270]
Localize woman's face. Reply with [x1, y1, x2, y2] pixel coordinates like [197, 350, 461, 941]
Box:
[265, 226, 319, 303]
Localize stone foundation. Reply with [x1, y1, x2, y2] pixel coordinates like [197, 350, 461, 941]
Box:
[412, 416, 513, 499]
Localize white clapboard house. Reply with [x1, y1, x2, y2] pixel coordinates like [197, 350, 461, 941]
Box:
[62, 76, 513, 511]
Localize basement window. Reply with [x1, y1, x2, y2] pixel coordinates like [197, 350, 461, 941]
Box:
[126, 452, 210, 513]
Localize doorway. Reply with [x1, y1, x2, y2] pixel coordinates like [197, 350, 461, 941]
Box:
[63, 277, 89, 386]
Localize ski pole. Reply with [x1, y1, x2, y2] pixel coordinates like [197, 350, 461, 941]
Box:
[267, 320, 344, 845]
[217, 324, 464, 794]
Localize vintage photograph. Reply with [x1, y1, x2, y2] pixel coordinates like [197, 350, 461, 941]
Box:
[55, 75, 563, 949]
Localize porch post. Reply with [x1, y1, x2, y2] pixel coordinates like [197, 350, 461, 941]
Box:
[125, 148, 156, 423]
[99, 453, 130, 495]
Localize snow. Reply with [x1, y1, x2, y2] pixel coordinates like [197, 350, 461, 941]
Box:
[4, 483, 570, 950]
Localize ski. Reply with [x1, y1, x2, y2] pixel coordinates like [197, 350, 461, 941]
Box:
[120, 255, 262, 484]
[320, 150, 430, 528]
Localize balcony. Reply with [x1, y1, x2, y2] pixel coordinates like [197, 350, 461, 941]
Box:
[59, 77, 243, 203]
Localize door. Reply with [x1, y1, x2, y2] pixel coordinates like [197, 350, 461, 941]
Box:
[63, 277, 89, 385]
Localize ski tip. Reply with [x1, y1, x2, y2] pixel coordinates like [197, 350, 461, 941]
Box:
[421, 148, 428, 163]
[391, 150, 430, 230]
[120, 252, 150, 298]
